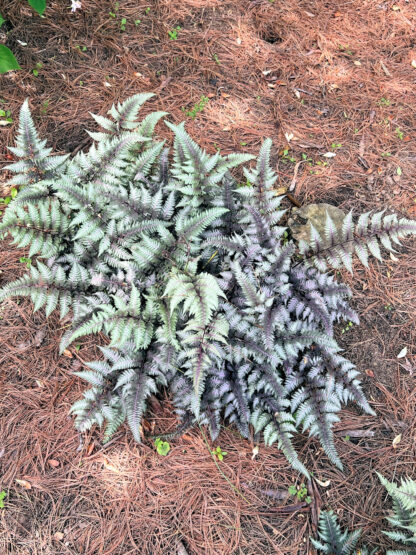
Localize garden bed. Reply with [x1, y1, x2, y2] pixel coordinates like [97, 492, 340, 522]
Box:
[0, 1, 415, 553]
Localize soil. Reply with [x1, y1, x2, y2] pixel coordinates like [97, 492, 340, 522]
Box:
[0, 1, 415, 553]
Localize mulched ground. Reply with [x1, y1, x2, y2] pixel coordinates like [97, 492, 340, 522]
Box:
[0, 0, 416, 553]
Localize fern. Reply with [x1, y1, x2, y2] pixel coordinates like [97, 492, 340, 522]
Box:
[300, 210, 416, 273]
[311, 510, 363, 554]
[312, 476, 416, 554]
[378, 474, 416, 553]
[2, 96, 415, 476]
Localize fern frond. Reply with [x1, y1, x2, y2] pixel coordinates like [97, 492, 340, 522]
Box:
[300, 210, 416, 273]
[0, 199, 69, 257]
[311, 510, 362, 554]
[6, 100, 69, 185]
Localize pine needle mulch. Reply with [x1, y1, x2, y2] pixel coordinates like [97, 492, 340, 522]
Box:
[0, 1, 415, 553]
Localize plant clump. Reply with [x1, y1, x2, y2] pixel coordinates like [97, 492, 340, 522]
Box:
[2, 95, 416, 476]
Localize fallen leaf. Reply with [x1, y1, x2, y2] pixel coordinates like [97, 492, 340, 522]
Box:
[353, 60, 362, 66]
[365, 369, 375, 378]
[322, 152, 336, 158]
[54, 532, 64, 541]
[63, 349, 73, 358]
[284, 132, 294, 143]
[181, 434, 194, 442]
[48, 459, 60, 468]
[0, 121, 12, 126]
[103, 458, 119, 472]
[86, 442, 94, 456]
[236, 37, 242, 45]
[251, 445, 259, 460]
[392, 434, 401, 448]
[16, 479, 31, 489]
[411, 60, 416, 69]
[315, 477, 330, 487]
[274, 187, 287, 196]
[35, 379, 45, 388]
[397, 347, 408, 359]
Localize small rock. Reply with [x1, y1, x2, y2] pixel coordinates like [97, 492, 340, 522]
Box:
[288, 203, 347, 246]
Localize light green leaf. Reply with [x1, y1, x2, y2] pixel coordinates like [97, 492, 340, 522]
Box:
[0, 45, 20, 74]
[28, 0, 46, 15]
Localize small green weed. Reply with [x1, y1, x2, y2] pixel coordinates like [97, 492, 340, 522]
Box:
[182, 95, 209, 119]
[32, 62, 43, 77]
[41, 100, 49, 114]
[109, 1, 119, 18]
[0, 490, 6, 509]
[154, 437, 170, 456]
[378, 97, 390, 107]
[213, 53, 220, 65]
[19, 257, 32, 268]
[212, 446, 227, 461]
[0, 108, 13, 123]
[395, 127, 404, 140]
[338, 45, 353, 56]
[0, 187, 17, 206]
[341, 321, 354, 334]
[168, 26, 181, 40]
[288, 483, 311, 503]
[280, 149, 296, 163]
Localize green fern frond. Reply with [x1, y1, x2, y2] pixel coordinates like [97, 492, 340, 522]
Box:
[311, 510, 362, 554]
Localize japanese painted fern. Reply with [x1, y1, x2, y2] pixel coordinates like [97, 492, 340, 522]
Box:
[2, 95, 416, 477]
[312, 474, 416, 554]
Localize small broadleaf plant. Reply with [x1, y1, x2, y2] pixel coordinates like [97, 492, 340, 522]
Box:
[1, 95, 416, 477]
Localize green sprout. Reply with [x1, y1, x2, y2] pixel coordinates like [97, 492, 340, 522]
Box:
[395, 127, 404, 140]
[19, 257, 32, 268]
[288, 483, 311, 504]
[341, 321, 354, 334]
[378, 97, 390, 107]
[168, 26, 181, 40]
[41, 100, 49, 114]
[0, 108, 13, 123]
[181, 95, 209, 119]
[32, 62, 43, 77]
[212, 446, 227, 461]
[154, 437, 170, 456]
